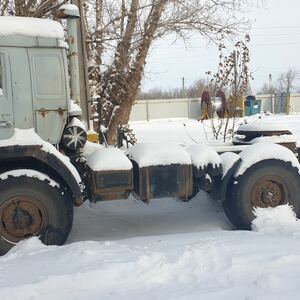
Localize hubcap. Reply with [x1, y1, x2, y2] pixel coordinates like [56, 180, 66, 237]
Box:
[0, 196, 48, 243]
[251, 175, 288, 208]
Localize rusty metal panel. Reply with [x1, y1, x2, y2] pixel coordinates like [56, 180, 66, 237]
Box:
[132, 163, 193, 202]
[87, 167, 133, 202]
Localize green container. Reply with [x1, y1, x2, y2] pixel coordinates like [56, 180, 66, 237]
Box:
[244, 96, 261, 116]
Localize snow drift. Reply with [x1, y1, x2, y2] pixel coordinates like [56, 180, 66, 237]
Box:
[252, 204, 300, 236]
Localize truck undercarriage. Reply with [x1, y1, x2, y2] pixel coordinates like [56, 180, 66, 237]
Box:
[0, 5, 299, 255]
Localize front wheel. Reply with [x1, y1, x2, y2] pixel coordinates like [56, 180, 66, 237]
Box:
[223, 159, 300, 230]
[0, 172, 73, 255]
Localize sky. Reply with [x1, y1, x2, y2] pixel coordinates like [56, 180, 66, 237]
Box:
[142, 0, 300, 94]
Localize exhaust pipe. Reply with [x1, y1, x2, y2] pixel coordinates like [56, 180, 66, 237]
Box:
[57, 4, 81, 105]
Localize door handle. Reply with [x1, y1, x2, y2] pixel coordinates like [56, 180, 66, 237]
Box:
[0, 121, 12, 128]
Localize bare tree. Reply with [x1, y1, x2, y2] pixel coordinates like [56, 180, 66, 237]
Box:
[277, 69, 298, 94]
[258, 70, 298, 95]
[138, 78, 208, 99]
[0, 0, 68, 17]
[186, 78, 208, 98]
[257, 82, 277, 95]
[139, 87, 182, 100]
[204, 35, 252, 142]
[86, 0, 254, 144]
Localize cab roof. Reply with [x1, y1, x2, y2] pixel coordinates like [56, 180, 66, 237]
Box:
[0, 16, 66, 48]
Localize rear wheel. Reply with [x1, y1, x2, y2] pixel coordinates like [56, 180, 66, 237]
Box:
[0, 173, 73, 255]
[223, 159, 300, 230]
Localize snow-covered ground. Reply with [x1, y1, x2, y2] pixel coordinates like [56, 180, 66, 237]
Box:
[130, 113, 300, 145]
[2, 114, 300, 300]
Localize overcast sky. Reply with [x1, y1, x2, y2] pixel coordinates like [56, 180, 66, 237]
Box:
[142, 0, 300, 94]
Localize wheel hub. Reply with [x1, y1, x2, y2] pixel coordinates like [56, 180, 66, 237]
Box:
[13, 207, 33, 230]
[0, 196, 48, 242]
[62, 125, 87, 151]
[262, 190, 274, 203]
[252, 176, 287, 208]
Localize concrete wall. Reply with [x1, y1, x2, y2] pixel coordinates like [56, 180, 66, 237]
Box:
[257, 93, 300, 114]
[130, 94, 300, 121]
[130, 98, 201, 121]
[290, 94, 300, 113]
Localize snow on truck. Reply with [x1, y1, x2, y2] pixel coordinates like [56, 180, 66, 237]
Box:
[0, 5, 300, 255]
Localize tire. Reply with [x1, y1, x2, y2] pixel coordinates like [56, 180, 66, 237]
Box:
[223, 159, 300, 230]
[0, 174, 73, 255]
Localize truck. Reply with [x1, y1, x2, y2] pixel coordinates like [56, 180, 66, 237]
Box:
[0, 4, 300, 255]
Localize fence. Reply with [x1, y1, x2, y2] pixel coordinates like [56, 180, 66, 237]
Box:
[130, 98, 201, 121]
[129, 94, 300, 121]
[257, 93, 300, 114]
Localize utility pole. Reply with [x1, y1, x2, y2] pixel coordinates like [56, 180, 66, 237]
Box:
[71, 0, 91, 128]
[286, 91, 291, 115]
[182, 77, 185, 98]
[269, 74, 275, 113]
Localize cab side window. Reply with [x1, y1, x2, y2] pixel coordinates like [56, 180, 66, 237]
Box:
[31, 53, 64, 100]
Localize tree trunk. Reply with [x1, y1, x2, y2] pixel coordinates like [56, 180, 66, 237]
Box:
[105, 0, 168, 144]
[99, 0, 139, 135]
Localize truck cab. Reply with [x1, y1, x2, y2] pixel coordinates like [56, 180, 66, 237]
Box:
[0, 17, 72, 144]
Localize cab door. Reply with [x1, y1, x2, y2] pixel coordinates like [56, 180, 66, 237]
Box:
[28, 48, 68, 144]
[0, 51, 14, 139]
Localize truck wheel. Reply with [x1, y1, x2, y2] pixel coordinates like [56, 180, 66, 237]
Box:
[0, 174, 73, 255]
[223, 159, 300, 230]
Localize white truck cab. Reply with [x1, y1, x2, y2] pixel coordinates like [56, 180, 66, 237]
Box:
[0, 17, 71, 144]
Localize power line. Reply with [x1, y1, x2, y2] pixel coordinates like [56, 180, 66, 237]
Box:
[251, 41, 300, 46]
[253, 25, 300, 30]
[252, 32, 300, 37]
[152, 39, 300, 51]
